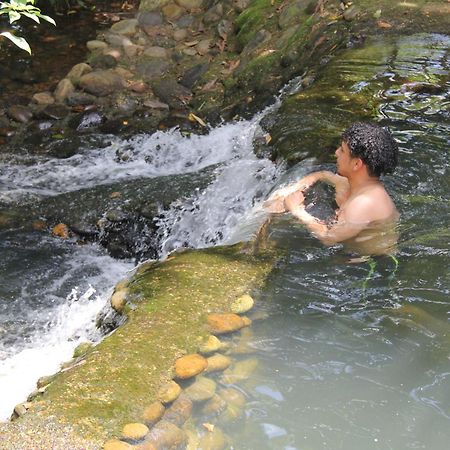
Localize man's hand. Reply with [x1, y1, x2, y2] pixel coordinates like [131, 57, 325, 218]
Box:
[284, 191, 305, 212]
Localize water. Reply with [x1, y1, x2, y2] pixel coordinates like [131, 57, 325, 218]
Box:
[181, 34, 449, 449]
[0, 31, 449, 449]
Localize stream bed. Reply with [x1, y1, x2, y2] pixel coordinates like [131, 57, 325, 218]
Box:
[0, 30, 449, 450]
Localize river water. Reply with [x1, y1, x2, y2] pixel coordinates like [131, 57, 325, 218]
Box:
[0, 31, 449, 449]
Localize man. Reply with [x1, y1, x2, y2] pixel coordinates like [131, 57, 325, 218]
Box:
[264, 122, 399, 254]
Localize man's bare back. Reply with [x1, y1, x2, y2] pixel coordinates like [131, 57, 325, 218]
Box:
[263, 122, 399, 255]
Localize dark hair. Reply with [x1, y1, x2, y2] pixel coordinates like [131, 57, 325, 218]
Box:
[342, 122, 398, 177]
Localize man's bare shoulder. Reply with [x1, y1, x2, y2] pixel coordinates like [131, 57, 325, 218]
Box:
[341, 185, 397, 224]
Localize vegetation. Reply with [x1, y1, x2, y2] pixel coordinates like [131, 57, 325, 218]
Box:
[0, 0, 55, 53]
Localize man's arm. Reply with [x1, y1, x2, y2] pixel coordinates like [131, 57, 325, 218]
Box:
[284, 193, 367, 245]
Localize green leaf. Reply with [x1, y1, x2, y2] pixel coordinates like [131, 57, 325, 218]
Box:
[22, 11, 40, 23]
[39, 13, 56, 26]
[8, 10, 21, 23]
[0, 31, 31, 54]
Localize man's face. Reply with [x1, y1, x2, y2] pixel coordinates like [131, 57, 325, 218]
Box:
[335, 140, 355, 177]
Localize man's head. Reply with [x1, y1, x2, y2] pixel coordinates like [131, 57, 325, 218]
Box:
[341, 122, 399, 177]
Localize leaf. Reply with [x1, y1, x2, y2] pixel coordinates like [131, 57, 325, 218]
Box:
[8, 10, 21, 23]
[39, 14, 56, 26]
[0, 31, 31, 53]
[188, 112, 207, 127]
[22, 11, 40, 23]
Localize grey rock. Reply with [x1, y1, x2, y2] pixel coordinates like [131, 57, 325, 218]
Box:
[136, 59, 172, 80]
[242, 29, 272, 55]
[89, 54, 118, 70]
[104, 32, 132, 48]
[86, 40, 108, 51]
[203, 4, 223, 25]
[180, 63, 209, 88]
[143, 46, 169, 58]
[153, 78, 192, 108]
[173, 28, 188, 41]
[175, 0, 203, 10]
[139, 0, 171, 12]
[54, 78, 75, 103]
[41, 104, 70, 120]
[110, 18, 138, 36]
[176, 14, 195, 27]
[7, 105, 33, 123]
[79, 70, 125, 97]
[137, 11, 164, 27]
[66, 63, 92, 85]
[66, 92, 97, 106]
[32, 92, 55, 105]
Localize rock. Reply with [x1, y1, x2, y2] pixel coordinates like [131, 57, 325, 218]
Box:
[37, 373, 58, 389]
[230, 294, 254, 314]
[217, 19, 234, 41]
[152, 78, 192, 109]
[122, 422, 149, 441]
[183, 47, 197, 56]
[162, 393, 192, 426]
[136, 60, 172, 80]
[343, 5, 359, 21]
[87, 40, 108, 51]
[199, 335, 222, 354]
[13, 403, 29, 417]
[40, 104, 70, 120]
[32, 92, 55, 105]
[124, 43, 144, 58]
[111, 289, 128, 313]
[143, 99, 169, 110]
[80, 70, 125, 97]
[206, 354, 231, 373]
[242, 316, 252, 326]
[73, 342, 92, 358]
[137, 11, 164, 28]
[66, 63, 92, 86]
[52, 223, 69, 239]
[180, 63, 209, 88]
[173, 28, 188, 41]
[48, 137, 81, 158]
[203, 4, 223, 25]
[104, 32, 132, 48]
[7, 105, 33, 123]
[201, 393, 227, 416]
[143, 46, 169, 58]
[184, 376, 216, 402]
[139, 0, 171, 12]
[174, 353, 208, 379]
[176, 14, 195, 27]
[110, 19, 138, 36]
[198, 426, 228, 450]
[146, 421, 186, 449]
[66, 92, 97, 106]
[54, 78, 75, 103]
[104, 440, 133, 450]
[207, 313, 246, 335]
[129, 80, 148, 93]
[157, 380, 182, 404]
[89, 54, 118, 70]
[233, 0, 251, 13]
[221, 358, 258, 384]
[162, 3, 185, 20]
[175, 0, 203, 11]
[143, 401, 165, 424]
[196, 39, 211, 55]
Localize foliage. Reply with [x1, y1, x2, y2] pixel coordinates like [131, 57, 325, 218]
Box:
[0, 0, 55, 54]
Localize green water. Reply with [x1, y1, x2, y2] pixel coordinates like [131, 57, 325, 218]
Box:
[188, 33, 450, 449]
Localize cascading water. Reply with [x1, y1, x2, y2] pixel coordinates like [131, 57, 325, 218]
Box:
[0, 103, 285, 420]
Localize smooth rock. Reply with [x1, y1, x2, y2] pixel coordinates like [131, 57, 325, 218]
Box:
[242, 316, 252, 326]
[66, 92, 96, 106]
[176, 14, 195, 27]
[80, 70, 124, 97]
[110, 19, 138, 36]
[129, 80, 148, 93]
[184, 376, 216, 402]
[104, 440, 133, 450]
[207, 313, 246, 335]
[198, 426, 228, 450]
[174, 353, 208, 379]
[196, 39, 211, 55]
[221, 358, 258, 384]
[152, 78, 192, 109]
[111, 289, 128, 312]
[37, 373, 58, 389]
[230, 294, 254, 314]
[206, 354, 231, 373]
[137, 11, 164, 28]
[343, 5, 359, 21]
[87, 40, 108, 51]
[162, 393, 192, 426]
[157, 380, 182, 404]
[219, 387, 246, 408]
[201, 393, 227, 416]
[136, 60, 172, 80]
[162, 3, 185, 20]
[173, 28, 188, 41]
[73, 342, 92, 358]
[122, 422, 149, 441]
[90, 54, 118, 70]
[203, 4, 223, 24]
[66, 63, 92, 85]
[123, 43, 143, 58]
[7, 105, 33, 123]
[103, 48, 122, 60]
[143, 46, 169, 58]
[32, 92, 55, 105]
[139, 0, 171, 12]
[104, 32, 132, 48]
[175, 0, 203, 10]
[199, 335, 222, 354]
[54, 78, 75, 103]
[41, 104, 70, 120]
[182, 47, 197, 56]
[143, 401, 165, 424]
[146, 420, 186, 449]
[233, 0, 251, 13]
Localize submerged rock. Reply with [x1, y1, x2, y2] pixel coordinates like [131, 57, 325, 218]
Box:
[145, 420, 186, 449]
[184, 376, 216, 402]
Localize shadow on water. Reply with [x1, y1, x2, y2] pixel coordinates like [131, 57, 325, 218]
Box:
[182, 33, 450, 449]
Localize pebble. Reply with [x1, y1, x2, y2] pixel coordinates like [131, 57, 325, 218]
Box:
[32, 92, 55, 105]
[206, 354, 231, 373]
[143, 401, 165, 424]
[174, 353, 208, 379]
[157, 380, 181, 404]
[207, 313, 246, 335]
[230, 294, 254, 314]
[199, 335, 222, 354]
[111, 289, 128, 313]
[184, 376, 216, 402]
[122, 422, 149, 441]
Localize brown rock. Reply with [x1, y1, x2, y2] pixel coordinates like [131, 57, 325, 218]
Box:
[79, 70, 125, 97]
[54, 78, 75, 103]
[146, 420, 186, 449]
[7, 105, 33, 123]
[207, 313, 246, 335]
[122, 422, 149, 440]
[198, 426, 228, 450]
[175, 0, 203, 11]
[221, 358, 258, 383]
[32, 92, 54, 105]
[66, 63, 92, 85]
[111, 289, 128, 313]
[104, 439, 133, 450]
[201, 393, 227, 416]
[162, 393, 192, 426]
[52, 223, 69, 239]
[174, 353, 207, 379]
[199, 335, 222, 354]
[206, 354, 231, 373]
[219, 387, 246, 408]
[143, 401, 165, 424]
[162, 3, 185, 20]
[129, 81, 148, 93]
[173, 29, 188, 41]
[184, 376, 216, 402]
[157, 380, 181, 404]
